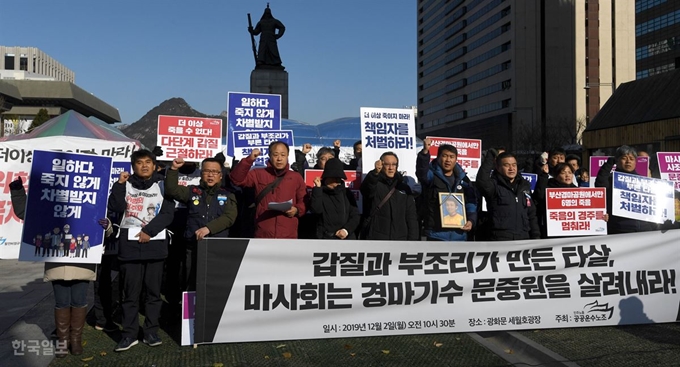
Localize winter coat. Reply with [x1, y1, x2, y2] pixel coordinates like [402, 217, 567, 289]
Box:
[360, 170, 419, 240]
[532, 173, 577, 237]
[9, 185, 96, 282]
[310, 184, 360, 239]
[416, 151, 478, 241]
[229, 156, 307, 238]
[107, 174, 175, 261]
[595, 157, 656, 234]
[164, 169, 238, 239]
[476, 151, 540, 241]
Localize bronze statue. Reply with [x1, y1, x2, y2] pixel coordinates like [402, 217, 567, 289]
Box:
[248, 4, 286, 70]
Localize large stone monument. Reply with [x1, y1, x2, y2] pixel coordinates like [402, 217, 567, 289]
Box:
[248, 4, 288, 118]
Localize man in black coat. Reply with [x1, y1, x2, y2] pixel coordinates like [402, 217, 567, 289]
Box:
[107, 149, 174, 351]
[360, 152, 419, 240]
[476, 149, 540, 241]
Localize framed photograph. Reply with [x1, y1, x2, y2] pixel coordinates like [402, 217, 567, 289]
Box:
[439, 193, 466, 229]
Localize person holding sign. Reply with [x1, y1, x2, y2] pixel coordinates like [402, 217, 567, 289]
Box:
[360, 152, 419, 240]
[164, 156, 238, 293]
[416, 138, 476, 241]
[229, 141, 307, 238]
[10, 176, 99, 358]
[595, 145, 656, 234]
[107, 149, 175, 352]
[310, 158, 360, 239]
[476, 149, 540, 241]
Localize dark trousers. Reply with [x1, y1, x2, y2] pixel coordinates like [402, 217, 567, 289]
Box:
[120, 259, 164, 339]
[92, 255, 119, 326]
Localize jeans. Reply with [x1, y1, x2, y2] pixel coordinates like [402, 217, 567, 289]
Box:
[52, 280, 89, 309]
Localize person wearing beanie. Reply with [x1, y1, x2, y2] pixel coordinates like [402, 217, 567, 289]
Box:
[310, 158, 360, 239]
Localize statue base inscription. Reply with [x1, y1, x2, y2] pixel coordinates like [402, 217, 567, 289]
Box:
[250, 68, 289, 119]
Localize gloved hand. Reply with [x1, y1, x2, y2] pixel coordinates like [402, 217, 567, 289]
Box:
[214, 152, 226, 166]
[151, 146, 164, 157]
[8, 176, 23, 191]
[98, 218, 110, 229]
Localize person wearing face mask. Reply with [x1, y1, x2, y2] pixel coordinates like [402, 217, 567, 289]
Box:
[595, 145, 656, 234]
[416, 138, 477, 241]
[229, 141, 307, 238]
[476, 148, 540, 241]
[360, 151, 419, 240]
[310, 158, 360, 239]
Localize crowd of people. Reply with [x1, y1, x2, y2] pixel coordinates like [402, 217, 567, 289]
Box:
[9, 138, 680, 356]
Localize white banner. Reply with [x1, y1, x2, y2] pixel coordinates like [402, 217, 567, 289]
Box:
[0, 137, 137, 259]
[195, 231, 680, 344]
[611, 172, 675, 223]
[360, 107, 417, 181]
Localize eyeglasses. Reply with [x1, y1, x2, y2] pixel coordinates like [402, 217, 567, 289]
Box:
[382, 163, 398, 167]
[201, 169, 221, 176]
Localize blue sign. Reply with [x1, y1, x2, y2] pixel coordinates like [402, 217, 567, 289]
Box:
[110, 161, 132, 191]
[226, 92, 281, 156]
[19, 150, 112, 263]
[233, 130, 294, 167]
[521, 173, 538, 191]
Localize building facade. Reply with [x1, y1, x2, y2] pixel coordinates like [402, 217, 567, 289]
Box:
[416, 0, 636, 152]
[0, 46, 74, 83]
[635, 0, 680, 79]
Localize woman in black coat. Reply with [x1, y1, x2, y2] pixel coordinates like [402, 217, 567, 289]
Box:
[310, 158, 360, 239]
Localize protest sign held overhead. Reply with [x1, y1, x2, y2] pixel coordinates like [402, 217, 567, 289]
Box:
[157, 115, 222, 162]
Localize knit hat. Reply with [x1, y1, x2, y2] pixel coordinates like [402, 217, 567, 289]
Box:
[321, 158, 346, 179]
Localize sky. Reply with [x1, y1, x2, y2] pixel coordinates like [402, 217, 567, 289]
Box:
[1, 0, 417, 125]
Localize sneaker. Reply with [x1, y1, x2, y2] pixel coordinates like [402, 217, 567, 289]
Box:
[114, 337, 138, 352]
[143, 333, 162, 347]
[95, 322, 119, 332]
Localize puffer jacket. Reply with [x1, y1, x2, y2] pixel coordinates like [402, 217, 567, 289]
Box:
[310, 184, 360, 239]
[416, 151, 478, 241]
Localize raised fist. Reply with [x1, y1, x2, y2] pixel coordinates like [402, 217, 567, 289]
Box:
[302, 143, 312, 154]
[118, 171, 130, 184]
[334, 140, 341, 148]
[171, 158, 185, 170]
[8, 176, 23, 191]
[423, 138, 432, 153]
[250, 148, 261, 160]
[374, 160, 383, 172]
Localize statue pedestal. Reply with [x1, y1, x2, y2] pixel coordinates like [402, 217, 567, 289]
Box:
[250, 68, 289, 119]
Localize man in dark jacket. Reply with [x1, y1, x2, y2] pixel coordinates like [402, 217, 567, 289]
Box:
[416, 139, 477, 241]
[107, 149, 174, 351]
[476, 149, 540, 241]
[595, 145, 656, 234]
[310, 158, 360, 239]
[360, 152, 419, 240]
[164, 157, 238, 292]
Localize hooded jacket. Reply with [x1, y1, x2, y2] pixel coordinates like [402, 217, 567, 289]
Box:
[416, 151, 478, 241]
[477, 151, 540, 241]
[360, 170, 419, 241]
[108, 173, 175, 261]
[229, 156, 307, 238]
[310, 183, 360, 239]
